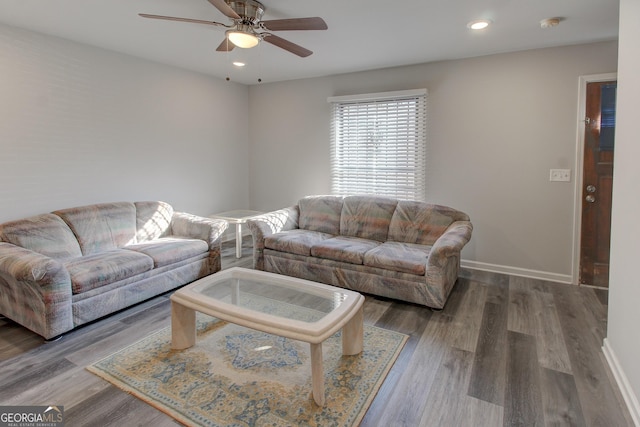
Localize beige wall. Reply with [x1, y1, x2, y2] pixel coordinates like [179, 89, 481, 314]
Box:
[0, 23, 250, 222]
[606, 0, 640, 423]
[248, 41, 618, 281]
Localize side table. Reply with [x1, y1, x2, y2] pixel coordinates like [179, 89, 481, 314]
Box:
[209, 210, 263, 258]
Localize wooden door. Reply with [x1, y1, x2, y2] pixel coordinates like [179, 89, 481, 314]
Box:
[579, 81, 616, 287]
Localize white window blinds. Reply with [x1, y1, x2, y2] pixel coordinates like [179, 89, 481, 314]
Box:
[328, 89, 427, 201]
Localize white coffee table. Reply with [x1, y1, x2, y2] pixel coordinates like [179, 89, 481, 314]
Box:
[209, 210, 263, 258]
[170, 267, 365, 406]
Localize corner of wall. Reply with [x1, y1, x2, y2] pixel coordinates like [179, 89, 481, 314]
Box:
[603, 338, 640, 426]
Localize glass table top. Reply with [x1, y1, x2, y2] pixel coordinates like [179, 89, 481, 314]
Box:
[183, 268, 351, 324]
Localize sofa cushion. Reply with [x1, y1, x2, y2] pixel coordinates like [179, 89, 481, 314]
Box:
[63, 250, 154, 294]
[363, 241, 432, 275]
[0, 214, 82, 260]
[311, 236, 380, 265]
[54, 202, 137, 256]
[340, 196, 398, 242]
[298, 195, 344, 235]
[135, 201, 174, 243]
[265, 230, 333, 257]
[388, 201, 470, 245]
[125, 237, 208, 268]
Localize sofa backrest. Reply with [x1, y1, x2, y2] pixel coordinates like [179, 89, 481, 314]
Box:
[388, 201, 470, 245]
[0, 213, 82, 260]
[340, 196, 398, 242]
[296, 195, 469, 245]
[298, 195, 344, 235]
[53, 202, 137, 255]
[134, 201, 174, 242]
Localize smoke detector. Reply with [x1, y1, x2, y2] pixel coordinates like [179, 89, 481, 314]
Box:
[540, 18, 561, 29]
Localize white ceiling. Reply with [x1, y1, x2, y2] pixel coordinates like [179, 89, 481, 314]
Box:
[0, 0, 619, 85]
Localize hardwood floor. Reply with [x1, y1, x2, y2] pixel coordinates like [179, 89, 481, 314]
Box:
[0, 237, 634, 426]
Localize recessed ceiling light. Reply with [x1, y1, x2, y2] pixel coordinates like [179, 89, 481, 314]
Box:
[233, 61, 246, 67]
[467, 19, 491, 30]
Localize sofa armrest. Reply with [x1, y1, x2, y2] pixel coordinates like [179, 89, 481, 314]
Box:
[422, 220, 473, 308]
[0, 242, 73, 339]
[170, 212, 229, 250]
[246, 206, 299, 270]
[426, 220, 473, 269]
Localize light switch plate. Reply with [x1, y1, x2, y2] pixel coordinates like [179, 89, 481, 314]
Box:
[550, 169, 571, 182]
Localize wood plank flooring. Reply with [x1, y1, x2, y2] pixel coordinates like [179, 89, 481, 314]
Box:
[0, 237, 634, 426]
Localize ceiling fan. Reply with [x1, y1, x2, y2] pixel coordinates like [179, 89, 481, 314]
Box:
[139, 0, 327, 57]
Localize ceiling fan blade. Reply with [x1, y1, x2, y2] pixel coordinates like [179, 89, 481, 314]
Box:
[263, 34, 312, 57]
[261, 17, 327, 31]
[139, 14, 226, 27]
[216, 37, 235, 52]
[205, 0, 240, 19]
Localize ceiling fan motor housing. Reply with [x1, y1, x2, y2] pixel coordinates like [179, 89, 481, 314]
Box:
[226, 0, 265, 24]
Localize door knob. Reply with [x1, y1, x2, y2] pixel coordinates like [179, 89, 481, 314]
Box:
[586, 185, 596, 193]
[586, 195, 596, 203]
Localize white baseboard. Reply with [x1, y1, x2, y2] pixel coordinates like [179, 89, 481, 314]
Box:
[461, 260, 573, 284]
[603, 338, 640, 426]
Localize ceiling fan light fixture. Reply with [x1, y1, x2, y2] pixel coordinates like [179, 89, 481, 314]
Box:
[227, 30, 259, 48]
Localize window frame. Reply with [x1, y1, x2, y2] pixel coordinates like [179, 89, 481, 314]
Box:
[328, 89, 427, 202]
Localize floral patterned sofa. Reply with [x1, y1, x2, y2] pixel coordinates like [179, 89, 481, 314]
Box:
[0, 201, 228, 339]
[247, 195, 472, 309]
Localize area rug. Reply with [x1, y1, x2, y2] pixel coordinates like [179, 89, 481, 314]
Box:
[87, 309, 407, 426]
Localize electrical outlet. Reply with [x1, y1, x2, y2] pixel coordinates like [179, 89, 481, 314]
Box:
[549, 169, 571, 182]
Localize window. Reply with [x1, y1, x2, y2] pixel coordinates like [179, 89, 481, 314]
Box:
[328, 89, 427, 201]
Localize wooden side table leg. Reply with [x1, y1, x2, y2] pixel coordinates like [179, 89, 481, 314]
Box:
[171, 301, 196, 350]
[310, 342, 325, 406]
[342, 305, 364, 355]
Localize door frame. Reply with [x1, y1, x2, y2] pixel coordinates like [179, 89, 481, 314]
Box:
[572, 72, 617, 286]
